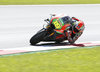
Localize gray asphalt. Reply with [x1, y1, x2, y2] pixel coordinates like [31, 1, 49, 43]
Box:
[0, 5, 100, 49]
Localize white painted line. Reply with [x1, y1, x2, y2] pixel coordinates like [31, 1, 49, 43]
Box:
[0, 41, 100, 51]
[0, 41, 100, 55]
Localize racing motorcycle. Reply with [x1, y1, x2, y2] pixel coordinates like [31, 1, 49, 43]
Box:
[30, 14, 71, 45]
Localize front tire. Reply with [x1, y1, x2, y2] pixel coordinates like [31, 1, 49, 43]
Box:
[30, 29, 47, 45]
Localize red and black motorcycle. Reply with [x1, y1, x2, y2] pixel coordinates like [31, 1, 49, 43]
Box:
[30, 14, 71, 45]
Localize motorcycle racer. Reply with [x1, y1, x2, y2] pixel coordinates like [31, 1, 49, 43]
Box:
[46, 15, 85, 44]
[30, 14, 85, 45]
[61, 16, 85, 44]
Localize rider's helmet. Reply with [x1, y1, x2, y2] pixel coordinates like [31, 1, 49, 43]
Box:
[73, 20, 85, 34]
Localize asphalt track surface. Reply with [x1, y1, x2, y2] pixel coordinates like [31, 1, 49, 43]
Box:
[0, 4, 100, 49]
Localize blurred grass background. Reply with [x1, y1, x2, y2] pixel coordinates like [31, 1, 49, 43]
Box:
[0, 46, 100, 72]
[0, 0, 100, 5]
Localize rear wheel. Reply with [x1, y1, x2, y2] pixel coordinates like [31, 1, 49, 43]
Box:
[30, 29, 47, 45]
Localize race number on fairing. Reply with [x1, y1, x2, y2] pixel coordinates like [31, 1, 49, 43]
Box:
[53, 20, 61, 29]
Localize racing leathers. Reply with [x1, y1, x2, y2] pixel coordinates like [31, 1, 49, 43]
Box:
[61, 16, 85, 44]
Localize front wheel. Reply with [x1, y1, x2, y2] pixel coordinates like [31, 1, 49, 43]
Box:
[30, 28, 47, 45]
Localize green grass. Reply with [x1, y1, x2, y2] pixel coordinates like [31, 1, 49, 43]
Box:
[0, 0, 100, 5]
[0, 46, 100, 72]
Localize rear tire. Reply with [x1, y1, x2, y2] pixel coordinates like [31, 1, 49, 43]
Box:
[30, 29, 47, 45]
